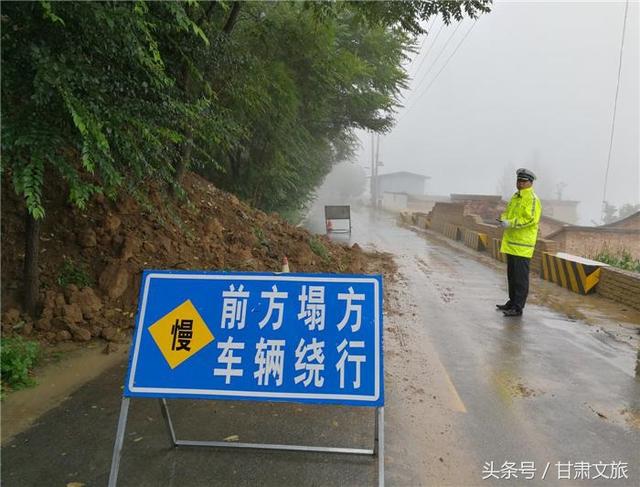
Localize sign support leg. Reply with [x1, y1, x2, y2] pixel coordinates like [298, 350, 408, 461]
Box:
[377, 407, 384, 487]
[159, 398, 177, 447]
[108, 397, 130, 487]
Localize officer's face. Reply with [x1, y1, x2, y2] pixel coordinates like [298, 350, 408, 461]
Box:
[516, 179, 532, 190]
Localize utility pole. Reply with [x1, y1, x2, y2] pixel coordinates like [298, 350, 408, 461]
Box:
[370, 132, 376, 207]
[374, 134, 380, 208]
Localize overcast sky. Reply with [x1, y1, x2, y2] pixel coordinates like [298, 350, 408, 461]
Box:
[354, 0, 639, 225]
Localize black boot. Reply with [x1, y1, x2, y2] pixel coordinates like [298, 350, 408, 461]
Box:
[496, 302, 512, 311]
[503, 308, 523, 317]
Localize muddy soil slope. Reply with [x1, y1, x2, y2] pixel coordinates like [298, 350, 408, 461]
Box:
[1, 172, 394, 368]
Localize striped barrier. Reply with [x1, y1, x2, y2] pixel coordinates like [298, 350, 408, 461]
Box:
[443, 223, 461, 240]
[415, 214, 430, 229]
[541, 252, 606, 295]
[462, 229, 488, 251]
[491, 238, 506, 263]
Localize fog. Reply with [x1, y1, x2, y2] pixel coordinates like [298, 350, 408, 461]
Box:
[353, 0, 639, 225]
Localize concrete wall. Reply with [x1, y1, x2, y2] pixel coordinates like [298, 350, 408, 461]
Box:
[597, 267, 640, 310]
[450, 195, 504, 222]
[549, 228, 640, 260]
[413, 203, 639, 311]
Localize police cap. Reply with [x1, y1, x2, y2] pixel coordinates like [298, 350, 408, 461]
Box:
[516, 168, 536, 182]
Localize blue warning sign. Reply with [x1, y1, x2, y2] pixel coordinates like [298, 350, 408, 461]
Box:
[124, 270, 383, 406]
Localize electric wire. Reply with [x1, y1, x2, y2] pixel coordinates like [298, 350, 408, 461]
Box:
[409, 19, 444, 80]
[410, 20, 463, 99]
[397, 19, 478, 122]
[407, 16, 437, 73]
[602, 0, 630, 211]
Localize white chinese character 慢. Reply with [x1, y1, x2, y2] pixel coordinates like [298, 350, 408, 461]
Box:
[336, 339, 366, 389]
[254, 338, 286, 386]
[298, 285, 325, 331]
[294, 338, 325, 387]
[336, 286, 365, 332]
[221, 284, 249, 329]
[258, 285, 288, 330]
[213, 337, 245, 384]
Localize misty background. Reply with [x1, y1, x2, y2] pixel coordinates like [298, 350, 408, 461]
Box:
[320, 1, 639, 226]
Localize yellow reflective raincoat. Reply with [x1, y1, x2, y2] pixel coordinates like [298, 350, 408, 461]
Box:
[500, 187, 542, 258]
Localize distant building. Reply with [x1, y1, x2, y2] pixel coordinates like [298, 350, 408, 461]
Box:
[540, 199, 579, 225]
[602, 211, 640, 230]
[545, 211, 640, 260]
[375, 171, 430, 196]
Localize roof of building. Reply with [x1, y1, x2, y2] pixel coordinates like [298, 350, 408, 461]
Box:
[546, 225, 639, 239]
[540, 214, 571, 226]
[540, 199, 580, 206]
[450, 194, 502, 201]
[376, 171, 430, 180]
[601, 210, 640, 229]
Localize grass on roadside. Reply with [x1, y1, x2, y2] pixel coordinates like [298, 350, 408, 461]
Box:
[309, 236, 330, 262]
[57, 257, 93, 288]
[593, 249, 640, 273]
[1, 336, 40, 394]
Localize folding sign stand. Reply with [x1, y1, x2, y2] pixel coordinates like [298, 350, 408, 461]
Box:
[324, 205, 352, 234]
[110, 271, 384, 487]
[108, 398, 385, 487]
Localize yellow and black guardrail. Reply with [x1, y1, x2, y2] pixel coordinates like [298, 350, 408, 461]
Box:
[541, 252, 604, 294]
[443, 223, 461, 240]
[462, 229, 488, 251]
[491, 238, 506, 263]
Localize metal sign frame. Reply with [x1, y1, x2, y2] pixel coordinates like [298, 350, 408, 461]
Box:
[109, 398, 384, 486]
[108, 270, 384, 486]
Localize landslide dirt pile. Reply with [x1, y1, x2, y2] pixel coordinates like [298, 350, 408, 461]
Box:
[1, 172, 394, 346]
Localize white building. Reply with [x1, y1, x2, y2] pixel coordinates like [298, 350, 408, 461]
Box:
[375, 171, 429, 195]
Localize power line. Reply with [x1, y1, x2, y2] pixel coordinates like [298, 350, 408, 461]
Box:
[398, 19, 478, 122]
[602, 0, 630, 211]
[407, 16, 437, 73]
[411, 20, 463, 98]
[409, 19, 444, 79]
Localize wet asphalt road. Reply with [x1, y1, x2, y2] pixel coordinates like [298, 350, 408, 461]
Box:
[311, 205, 640, 485]
[3, 205, 639, 486]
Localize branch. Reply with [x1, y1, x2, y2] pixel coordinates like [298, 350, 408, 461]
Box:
[222, 2, 241, 34]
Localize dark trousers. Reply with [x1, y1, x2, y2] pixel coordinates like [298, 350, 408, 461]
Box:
[506, 254, 530, 311]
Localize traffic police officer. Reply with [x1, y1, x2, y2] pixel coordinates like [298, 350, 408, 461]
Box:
[497, 168, 541, 316]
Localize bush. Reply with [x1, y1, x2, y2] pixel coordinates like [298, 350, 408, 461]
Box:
[309, 237, 330, 262]
[57, 257, 93, 288]
[593, 249, 640, 273]
[1, 336, 40, 391]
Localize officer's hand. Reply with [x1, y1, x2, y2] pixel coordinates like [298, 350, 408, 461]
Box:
[500, 220, 511, 228]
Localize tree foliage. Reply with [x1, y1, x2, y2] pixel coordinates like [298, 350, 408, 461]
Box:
[1, 1, 491, 313]
[2, 0, 491, 218]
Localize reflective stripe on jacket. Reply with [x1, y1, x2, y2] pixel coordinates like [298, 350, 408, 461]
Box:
[500, 187, 541, 258]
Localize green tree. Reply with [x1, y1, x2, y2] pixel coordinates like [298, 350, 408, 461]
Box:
[1, 1, 208, 315]
[1, 0, 492, 316]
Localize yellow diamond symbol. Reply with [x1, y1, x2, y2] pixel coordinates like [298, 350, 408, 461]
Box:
[148, 300, 214, 369]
